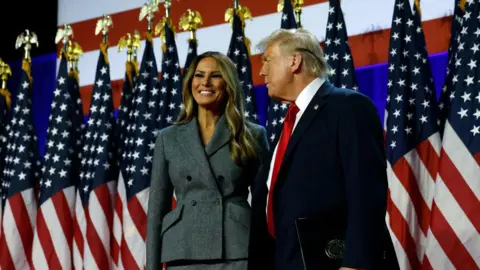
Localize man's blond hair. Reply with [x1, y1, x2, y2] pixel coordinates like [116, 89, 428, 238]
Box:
[256, 28, 330, 79]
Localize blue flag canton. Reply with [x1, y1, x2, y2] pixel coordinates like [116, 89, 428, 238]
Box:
[78, 50, 118, 206]
[438, 0, 466, 134]
[324, 0, 358, 90]
[448, 1, 480, 155]
[115, 62, 138, 161]
[280, 0, 297, 29]
[38, 55, 86, 205]
[160, 23, 183, 128]
[121, 39, 160, 200]
[183, 39, 198, 75]
[0, 66, 42, 200]
[385, 0, 438, 165]
[0, 93, 10, 194]
[227, 13, 258, 123]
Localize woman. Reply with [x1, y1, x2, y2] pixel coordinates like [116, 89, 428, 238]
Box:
[146, 51, 269, 270]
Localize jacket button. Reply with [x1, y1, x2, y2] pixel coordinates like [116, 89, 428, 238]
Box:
[191, 200, 196, 206]
[187, 175, 192, 181]
[215, 199, 221, 205]
[218, 175, 224, 181]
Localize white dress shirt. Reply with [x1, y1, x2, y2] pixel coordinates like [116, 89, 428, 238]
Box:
[265, 77, 325, 213]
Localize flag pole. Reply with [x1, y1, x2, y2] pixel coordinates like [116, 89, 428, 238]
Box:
[15, 29, 39, 61]
[164, 0, 171, 19]
[0, 59, 12, 109]
[293, 0, 304, 28]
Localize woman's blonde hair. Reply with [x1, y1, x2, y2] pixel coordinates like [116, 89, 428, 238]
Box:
[256, 28, 330, 78]
[176, 51, 259, 167]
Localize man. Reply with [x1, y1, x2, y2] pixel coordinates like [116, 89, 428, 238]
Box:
[248, 28, 394, 270]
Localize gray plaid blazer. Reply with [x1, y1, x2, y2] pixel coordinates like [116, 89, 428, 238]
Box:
[146, 115, 269, 270]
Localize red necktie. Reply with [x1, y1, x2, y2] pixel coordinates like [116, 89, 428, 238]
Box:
[267, 103, 299, 237]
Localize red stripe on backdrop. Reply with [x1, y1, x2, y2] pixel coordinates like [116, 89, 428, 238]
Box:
[52, 192, 74, 253]
[79, 16, 452, 115]
[59, 0, 328, 54]
[112, 193, 123, 264]
[0, 228, 15, 270]
[127, 196, 147, 241]
[392, 158, 431, 235]
[387, 191, 422, 270]
[428, 201, 477, 268]
[35, 210, 63, 269]
[9, 194, 35, 268]
[73, 215, 85, 259]
[85, 207, 110, 269]
[438, 149, 480, 233]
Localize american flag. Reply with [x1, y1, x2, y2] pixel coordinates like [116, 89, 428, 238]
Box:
[31, 53, 85, 268]
[73, 43, 118, 269]
[112, 33, 159, 269]
[265, 0, 296, 145]
[0, 85, 11, 218]
[111, 58, 138, 270]
[438, 0, 465, 136]
[115, 60, 138, 166]
[158, 20, 184, 128]
[227, 10, 258, 123]
[0, 59, 42, 269]
[324, 0, 358, 90]
[384, 0, 441, 269]
[183, 38, 198, 75]
[423, 0, 480, 268]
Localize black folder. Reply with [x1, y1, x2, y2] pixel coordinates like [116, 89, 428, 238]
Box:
[295, 216, 345, 270]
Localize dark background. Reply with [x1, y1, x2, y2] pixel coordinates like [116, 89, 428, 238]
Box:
[0, 1, 58, 63]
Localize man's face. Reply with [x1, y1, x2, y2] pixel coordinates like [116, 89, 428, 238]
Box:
[260, 42, 294, 102]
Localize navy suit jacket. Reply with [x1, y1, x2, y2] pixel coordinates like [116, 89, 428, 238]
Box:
[248, 82, 393, 270]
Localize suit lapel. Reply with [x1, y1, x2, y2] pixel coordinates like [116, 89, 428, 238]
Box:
[205, 115, 230, 157]
[281, 82, 334, 169]
[176, 118, 217, 185]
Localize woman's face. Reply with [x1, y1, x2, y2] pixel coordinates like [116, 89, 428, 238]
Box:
[191, 57, 227, 110]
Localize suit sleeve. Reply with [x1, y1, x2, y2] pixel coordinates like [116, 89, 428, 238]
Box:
[146, 131, 174, 270]
[248, 126, 275, 270]
[253, 126, 270, 178]
[338, 93, 388, 268]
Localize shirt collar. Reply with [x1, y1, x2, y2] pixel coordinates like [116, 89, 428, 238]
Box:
[295, 77, 325, 113]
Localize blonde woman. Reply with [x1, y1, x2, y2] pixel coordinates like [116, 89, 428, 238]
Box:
[146, 51, 269, 270]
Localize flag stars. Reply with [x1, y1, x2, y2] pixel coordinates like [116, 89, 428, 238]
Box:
[471, 126, 480, 136]
[462, 92, 472, 102]
[458, 108, 468, 119]
[419, 115, 428, 124]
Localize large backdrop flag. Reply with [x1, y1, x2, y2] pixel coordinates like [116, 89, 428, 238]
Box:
[324, 0, 358, 90]
[424, 0, 480, 268]
[73, 41, 118, 269]
[226, 7, 258, 123]
[114, 32, 159, 269]
[0, 58, 42, 270]
[265, 0, 297, 146]
[31, 52, 85, 269]
[384, 0, 441, 268]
